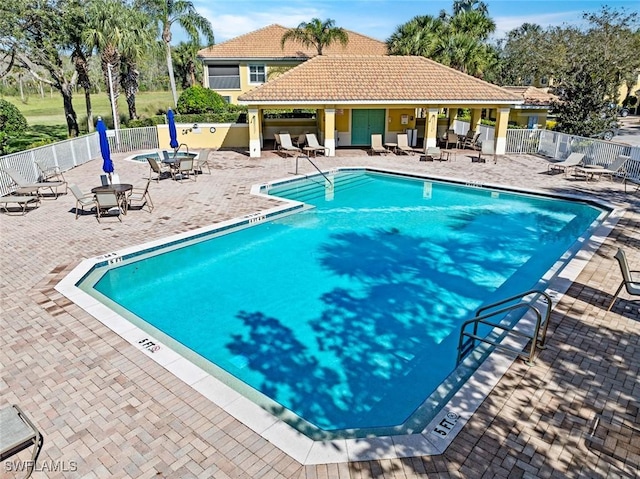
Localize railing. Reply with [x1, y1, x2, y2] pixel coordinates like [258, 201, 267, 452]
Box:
[457, 290, 553, 367]
[295, 154, 334, 187]
[0, 127, 159, 196]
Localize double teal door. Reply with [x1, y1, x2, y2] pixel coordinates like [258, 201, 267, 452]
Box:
[351, 109, 386, 146]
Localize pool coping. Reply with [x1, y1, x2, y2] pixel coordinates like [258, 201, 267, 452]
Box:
[55, 167, 623, 465]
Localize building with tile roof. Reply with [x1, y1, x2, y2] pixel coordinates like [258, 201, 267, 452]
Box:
[197, 24, 387, 104]
[502, 86, 558, 129]
[235, 55, 522, 157]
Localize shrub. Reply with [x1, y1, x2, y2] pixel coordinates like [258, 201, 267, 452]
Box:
[177, 86, 226, 114]
[0, 99, 28, 155]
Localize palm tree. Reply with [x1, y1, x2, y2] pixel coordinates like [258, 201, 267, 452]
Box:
[452, 0, 488, 15]
[172, 41, 201, 88]
[280, 18, 349, 55]
[386, 16, 444, 56]
[137, 0, 214, 107]
[84, 0, 127, 129]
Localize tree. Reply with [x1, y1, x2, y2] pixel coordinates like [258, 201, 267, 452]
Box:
[281, 18, 349, 55]
[84, 0, 128, 130]
[3, 0, 82, 136]
[452, 0, 488, 15]
[0, 99, 28, 155]
[136, 0, 214, 108]
[387, 7, 495, 78]
[172, 41, 201, 89]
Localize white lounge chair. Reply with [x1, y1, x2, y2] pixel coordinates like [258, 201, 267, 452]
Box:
[278, 133, 302, 157]
[2, 167, 67, 198]
[305, 134, 329, 156]
[607, 248, 640, 311]
[370, 134, 389, 155]
[396, 134, 414, 155]
[574, 155, 629, 182]
[547, 152, 585, 175]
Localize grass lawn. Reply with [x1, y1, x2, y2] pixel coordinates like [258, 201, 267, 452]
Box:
[2, 90, 174, 153]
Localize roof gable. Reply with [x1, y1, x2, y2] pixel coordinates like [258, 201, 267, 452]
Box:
[238, 55, 524, 104]
[502, 86, 558, 106]
[198, 24, 387, 59]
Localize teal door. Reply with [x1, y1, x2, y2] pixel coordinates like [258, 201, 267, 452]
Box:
[351, 109, 386, 145]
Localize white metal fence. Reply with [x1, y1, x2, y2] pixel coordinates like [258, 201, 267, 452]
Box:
[0, 127, 159, 196]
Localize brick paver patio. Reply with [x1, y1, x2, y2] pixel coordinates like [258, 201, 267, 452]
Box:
[1, 148, 638, 478]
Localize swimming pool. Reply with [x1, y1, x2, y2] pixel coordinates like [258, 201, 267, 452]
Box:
[61, 168, 614, 462]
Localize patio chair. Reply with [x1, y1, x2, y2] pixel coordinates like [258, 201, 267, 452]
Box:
[396, 134, 414, 155]
[547, 152, 585, 176]
[292, 133, 307, 148]
[95, 191, 122, 222]
[2, 167, 67, 198]
[0, 404, 44, 479]
[607, 248, 640, 311]
[274, 133, 282, 151]
[194, 149, 212, 175]
[36, 161, 65, 183]
[127, 179, 154, 212]
[444, 132, 460, 149]
[475, 141, 496, 163]
[370, 134, 389, 155]
[147, 157, 170, 183]
[172, 157, 196, 182]
[69, 184, 95, 219]
[278, 133, 302, 157]
[305, 134, 329, 156]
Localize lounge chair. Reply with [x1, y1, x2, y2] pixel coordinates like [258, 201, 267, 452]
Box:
[36, 161, 65, 182]
[127, 179, 154, 212]
[278, 133, 302, 157]
[95, 191, 122, 222]
[422, 147, 442, 161]
[607, 248, 640, 311]
[475, 141, 496, 163]
[292, 133, 307, 148]
[462, 132, 481, 150]
[2, 167, 67, 198]
[370, 134, 389, 155]
[273, 133, 282, 151]
[574, 155, 629, 182]
[396, 134, 414, 155]
[172, 157, 196, 182]
[0, 404, 44, 479]
[547, 152, 585, 175]
[0, 195, 40, 215]
[147, 157, 170, 183]
[305, 134, 329, 156]
[69, 184, 95, 219]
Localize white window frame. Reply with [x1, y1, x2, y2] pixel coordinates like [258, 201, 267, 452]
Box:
[248, 64, 266, 84]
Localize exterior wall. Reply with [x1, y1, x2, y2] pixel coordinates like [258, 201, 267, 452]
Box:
[618, 73, 640, 104]
[509, 108, 549, 129]
[204, 61, 301, 104]
[157, 124, 249, 150]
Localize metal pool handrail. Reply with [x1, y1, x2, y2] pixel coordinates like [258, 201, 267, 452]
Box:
[295, 154, 333, 187]
[457, 289, 553, 366]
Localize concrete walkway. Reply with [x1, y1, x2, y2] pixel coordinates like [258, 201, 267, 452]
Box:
[1, 148, 638, 478]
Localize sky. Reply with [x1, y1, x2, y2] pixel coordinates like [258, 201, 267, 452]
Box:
[188, 0, 638, 45]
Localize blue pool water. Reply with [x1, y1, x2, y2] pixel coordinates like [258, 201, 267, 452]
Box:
[129, 151, 197, 163]
[86, 171, 604, 437]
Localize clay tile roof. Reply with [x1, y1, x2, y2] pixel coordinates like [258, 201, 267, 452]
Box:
[238, 56, 524, 104]
[502, 86, 558, 106]
[198, 24, 388, 59]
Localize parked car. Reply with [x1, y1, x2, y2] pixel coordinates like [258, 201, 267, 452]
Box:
[592, 122, 620, 141]
[618, 106, 630, 117]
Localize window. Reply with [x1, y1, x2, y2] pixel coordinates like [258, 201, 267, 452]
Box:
[249, 64, 266, 84]
[540, 76, 548, 86]
[208, 65, 240, 89]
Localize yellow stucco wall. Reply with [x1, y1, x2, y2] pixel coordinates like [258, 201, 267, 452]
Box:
[157, 124, 249, 149]
[335, 109, 349, 132]
[387, 108, 417, 131]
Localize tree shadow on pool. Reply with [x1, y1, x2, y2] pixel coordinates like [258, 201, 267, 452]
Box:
[224, 219, 550, 438]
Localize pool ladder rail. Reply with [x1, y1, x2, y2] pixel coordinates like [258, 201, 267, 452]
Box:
[295, 154, 334, 187]
[456, 290, 552, 367]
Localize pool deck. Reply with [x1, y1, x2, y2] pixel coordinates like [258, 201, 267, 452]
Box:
[1, 148, 639, 478]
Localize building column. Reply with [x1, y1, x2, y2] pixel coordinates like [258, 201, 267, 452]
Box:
[248, 108, 261, 158]
[470, 108, 483, 132]
[494, 107, 510, 155]
[425, 108, 439, 148]
[324, 108, 336, 156]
